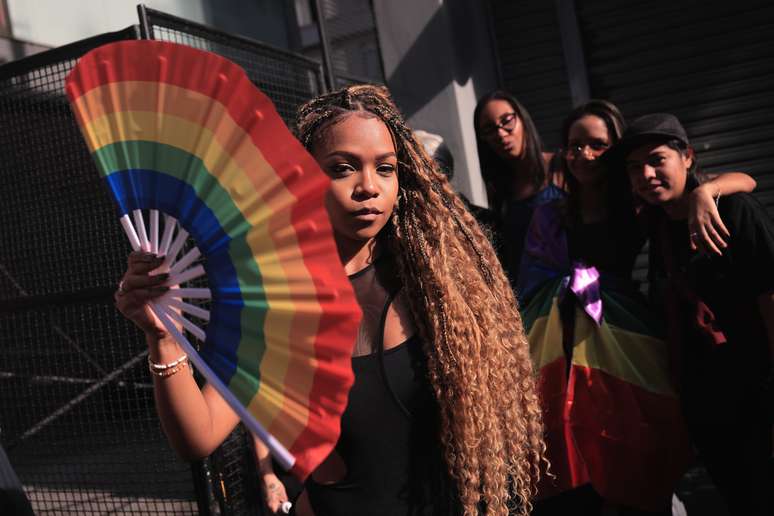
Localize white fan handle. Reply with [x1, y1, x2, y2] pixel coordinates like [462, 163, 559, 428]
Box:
[149, 302, 296, 472]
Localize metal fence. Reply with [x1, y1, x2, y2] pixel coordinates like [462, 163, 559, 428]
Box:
[139, 5, 325, 124]
[0, 6, 325, 514]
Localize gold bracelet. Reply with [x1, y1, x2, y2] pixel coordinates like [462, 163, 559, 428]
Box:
[148, 353, 188, 372]
[148, 358, 189, 378]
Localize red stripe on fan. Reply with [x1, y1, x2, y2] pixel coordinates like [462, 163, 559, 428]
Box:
[255, 92, 359, 479]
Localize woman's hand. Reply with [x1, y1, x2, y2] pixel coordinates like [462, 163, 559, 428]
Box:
[688, 184, 730, 255]
[260, 472, 290, 514]
[253, 434, 292, 514]
[114, 251, 169, 337]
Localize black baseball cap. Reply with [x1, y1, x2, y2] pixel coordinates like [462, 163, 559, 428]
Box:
[602, 113, 689, 166]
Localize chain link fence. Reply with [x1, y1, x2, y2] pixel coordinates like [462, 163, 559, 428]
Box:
[0, 6, 326, 514]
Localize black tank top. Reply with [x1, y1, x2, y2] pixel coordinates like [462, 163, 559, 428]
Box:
[305, 256, 454, 516]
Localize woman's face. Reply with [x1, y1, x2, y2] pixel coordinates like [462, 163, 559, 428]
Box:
[477, 99, 524, 161]
[626, 142, 692, 205]
[311, 113, 399, 244]
[564, 114, 610, 186]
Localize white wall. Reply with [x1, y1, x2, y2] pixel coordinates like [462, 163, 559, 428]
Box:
[373, 0, 498, 206]
[6, 0, 207, 47]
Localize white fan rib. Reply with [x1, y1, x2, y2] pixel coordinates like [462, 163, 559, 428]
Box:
[162, 228, 189, 270]
[161, 288, 211, 300]
[166, 264, 205, 287]
[163, 306, 206, 342]
[170, 247, 201, 275]
[150, 210, 159, 254]
[133, 209, 150, 252]
[119, 214, 142, 252]
[159, 214, 177, 256]
[164, 298, 210, 321]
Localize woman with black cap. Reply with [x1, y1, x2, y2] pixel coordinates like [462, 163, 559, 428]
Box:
[615, 113, 774, 516]
[518, 101, 758, 515]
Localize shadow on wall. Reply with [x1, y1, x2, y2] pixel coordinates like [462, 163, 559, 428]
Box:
[384, 0, 494, 119]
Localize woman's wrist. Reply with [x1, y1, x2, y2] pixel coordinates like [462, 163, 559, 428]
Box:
[691, 182, 711, 197]
[144, 327, 169, 342]
[258, 456, 275, 475]
[146, 332, 184, 363]
[696, 181, 720, 199]
[690, 183, 722, 211]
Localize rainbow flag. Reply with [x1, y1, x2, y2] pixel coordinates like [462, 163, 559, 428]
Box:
[523, 278, 691, 510]
[65, 40, 361, 479]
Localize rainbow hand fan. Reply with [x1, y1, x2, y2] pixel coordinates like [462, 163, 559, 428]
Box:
[65, 40, 361, 479]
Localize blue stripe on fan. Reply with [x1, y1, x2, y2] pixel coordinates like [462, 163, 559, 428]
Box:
[105, 169, 250, 385]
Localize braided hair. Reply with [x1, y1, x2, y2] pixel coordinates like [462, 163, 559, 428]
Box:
[296, 84, 546, 516]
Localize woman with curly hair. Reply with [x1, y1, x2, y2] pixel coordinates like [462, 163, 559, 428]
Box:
[115, 84, 546, 516]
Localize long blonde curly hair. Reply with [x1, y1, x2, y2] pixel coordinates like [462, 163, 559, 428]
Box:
[296, 84, 546, 516]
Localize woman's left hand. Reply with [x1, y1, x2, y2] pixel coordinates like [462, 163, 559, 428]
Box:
[688, 184, 730, 255]
[260, 472, 290, 514]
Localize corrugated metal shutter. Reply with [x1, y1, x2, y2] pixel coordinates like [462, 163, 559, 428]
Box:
[579, 0, 774, 218]
[489, 1, 573, 149]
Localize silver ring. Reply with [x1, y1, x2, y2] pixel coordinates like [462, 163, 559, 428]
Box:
[117, 279, 128, 296]
[689, 232, 699, 238]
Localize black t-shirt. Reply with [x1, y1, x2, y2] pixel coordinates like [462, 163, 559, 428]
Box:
[650, 193, 774, 373]
[567, 218, 644, 281]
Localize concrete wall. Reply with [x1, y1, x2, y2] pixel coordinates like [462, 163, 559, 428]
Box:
[373, 0, 498, 206]
[6, 0, 207, 47]
[5, 0, 293, 49]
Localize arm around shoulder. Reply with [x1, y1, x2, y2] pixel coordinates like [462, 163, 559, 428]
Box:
[688, 172, 757, 254]
[701, 171, 757, 196]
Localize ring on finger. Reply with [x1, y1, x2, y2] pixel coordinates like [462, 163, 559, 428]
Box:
[117, 279, 128, 296]
[689, 232, 699, 238]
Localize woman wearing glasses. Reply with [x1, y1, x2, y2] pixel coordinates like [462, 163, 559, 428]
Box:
[474, 91, 566, 289]
[518, 100, 756, 515]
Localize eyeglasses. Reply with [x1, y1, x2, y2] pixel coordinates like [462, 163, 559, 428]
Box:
[480, 112, 518, 139]
[564, 141, 610, 158]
